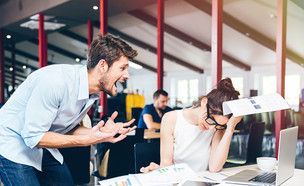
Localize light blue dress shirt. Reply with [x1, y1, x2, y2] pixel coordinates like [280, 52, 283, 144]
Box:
[0, 64, 100, 171]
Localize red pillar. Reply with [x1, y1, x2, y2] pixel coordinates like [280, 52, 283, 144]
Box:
[38, 14, 47, 68]
[211, 0, 223, 88]
[87, 20, 94, 117]
[275, 0, 287, 158]
[11, 41, 15, 90]
[157, 0, 164, 90]
[88, 20, 93, 48]
[44, 33, 48, 67]
[0, 29, 4, 104]
[100, 0, 108, 117]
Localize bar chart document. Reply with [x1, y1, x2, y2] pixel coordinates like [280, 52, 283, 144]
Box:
[223, 93, 290, 117]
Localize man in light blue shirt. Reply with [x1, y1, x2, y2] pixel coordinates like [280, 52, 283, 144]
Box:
[0, 34, 138, 186]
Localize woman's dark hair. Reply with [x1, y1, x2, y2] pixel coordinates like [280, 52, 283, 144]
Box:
[207, 78, 239, 117]
[87, 34, 138, 70]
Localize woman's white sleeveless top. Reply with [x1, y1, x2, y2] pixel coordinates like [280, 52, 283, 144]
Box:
[173, 110, 215, 172]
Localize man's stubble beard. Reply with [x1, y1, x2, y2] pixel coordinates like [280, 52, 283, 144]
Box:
[99, 75, 114, 97]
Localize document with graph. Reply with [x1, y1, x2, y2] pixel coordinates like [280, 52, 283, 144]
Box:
[98, 163, 199, 186]
[223, 93, 290, 117]
[133, 163, 198, 185]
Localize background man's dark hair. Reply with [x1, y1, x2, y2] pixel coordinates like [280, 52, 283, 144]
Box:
[87, 34, 138, 70]
[153, 89, 168, 99]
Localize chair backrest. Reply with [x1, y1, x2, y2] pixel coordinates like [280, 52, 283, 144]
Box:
[134, 142, 160, 173]
[81, 114, 92, 128]
[246, 122, 265, 164]
[132, 107, 143, 126]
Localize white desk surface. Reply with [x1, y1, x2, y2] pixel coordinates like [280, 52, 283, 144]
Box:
[200, 164, 303, 185]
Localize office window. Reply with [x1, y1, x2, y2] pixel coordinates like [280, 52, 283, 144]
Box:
[177, 79, 199, 106]
[262, 75, 300, 110]
[262, 76, 276, 95]
[231, 77, 244, 98]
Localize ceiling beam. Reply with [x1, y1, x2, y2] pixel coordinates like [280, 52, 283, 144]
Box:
[5, 57, 38, 71]
[58, 29, 158, 73]
[291, 0, 304, 10]
[28, 38, 85, 61]
[4, 47, 55, 66]
[128, 9, 250, 71]
[104, 25, 205, 73]
[133, 59, 157, 73]
[185, 0, 304, 67]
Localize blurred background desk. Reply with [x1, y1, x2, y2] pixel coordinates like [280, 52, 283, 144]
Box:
[144, 129, 160, 140]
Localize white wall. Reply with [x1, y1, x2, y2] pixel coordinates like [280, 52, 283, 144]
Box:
[128, 63, 304, 109]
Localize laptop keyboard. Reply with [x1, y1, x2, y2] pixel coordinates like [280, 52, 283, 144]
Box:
[249, 172, 276, 184]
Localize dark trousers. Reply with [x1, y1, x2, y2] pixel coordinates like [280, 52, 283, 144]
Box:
[0, 149, 74, 186]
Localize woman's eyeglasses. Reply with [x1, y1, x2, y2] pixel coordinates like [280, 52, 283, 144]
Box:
[205, 104, 227, 130]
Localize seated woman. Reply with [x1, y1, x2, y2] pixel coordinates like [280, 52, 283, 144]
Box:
[140, 78, 242, 173]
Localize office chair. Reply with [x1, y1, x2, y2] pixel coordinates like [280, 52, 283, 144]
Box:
[132, 107, 143, 127]
[225, 122, 265, 168]
[134, 142, 160, 173]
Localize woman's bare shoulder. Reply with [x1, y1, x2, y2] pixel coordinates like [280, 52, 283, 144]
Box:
[161, 110, 178, 132]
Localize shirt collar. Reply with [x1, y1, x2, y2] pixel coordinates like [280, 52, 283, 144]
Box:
[78, 65, 90, 100]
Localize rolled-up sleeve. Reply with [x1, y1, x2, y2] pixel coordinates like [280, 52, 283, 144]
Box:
[21, 75, 62, 148]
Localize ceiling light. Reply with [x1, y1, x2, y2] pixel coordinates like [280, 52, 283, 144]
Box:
[20, 20, 66, 30]
[22, 65, 27, 69]
[9, 67, 13, 71]
[75, 58, 80, 62]
[6, 35, 11, 39]
[129, 61, 142, 70]
[30, 14, 55, 21]
[269, 13, 276, 19]
[93, 6, 98, 10]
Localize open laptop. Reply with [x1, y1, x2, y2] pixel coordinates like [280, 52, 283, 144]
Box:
[223, 126, 298, 186]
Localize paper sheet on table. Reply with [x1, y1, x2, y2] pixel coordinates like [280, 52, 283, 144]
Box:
[98, 175, 140, 186]
[126, 130, 136, 136]
[196, 171, 234, 182]
[223, 93, 290, 117]
[132, 163, 199, 185]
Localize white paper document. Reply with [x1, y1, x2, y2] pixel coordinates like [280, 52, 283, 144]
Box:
[223, 93, 290, 117]
[98, 175, 140, 186]
[99, 163, 199, 186]
[133, 163, 198, 185]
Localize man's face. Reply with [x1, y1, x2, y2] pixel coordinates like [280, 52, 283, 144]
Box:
[99, 56, 129, 96]
[154, 94, 169, 110]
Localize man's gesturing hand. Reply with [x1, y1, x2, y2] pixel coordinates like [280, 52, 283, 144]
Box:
[88, 111, 137, 144]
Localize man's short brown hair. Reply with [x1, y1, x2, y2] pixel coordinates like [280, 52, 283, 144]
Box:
[87, 34, 138, 69]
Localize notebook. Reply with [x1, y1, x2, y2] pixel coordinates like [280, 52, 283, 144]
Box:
[223, 126, 298, 186]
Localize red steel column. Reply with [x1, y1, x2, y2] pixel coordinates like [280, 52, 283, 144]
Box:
[11, 41, 15, 90]
[88, 20, 93, 48]
[211, 0, 223, 88]
[88, 20, 94, 117]
[44, 33, 48, 67]
[157, 0, 164, 90]
[100, 0, 108, 117]
[38, 14, 46, 68]
[275, 0, 287, 158]
[0, 29, 5, 104]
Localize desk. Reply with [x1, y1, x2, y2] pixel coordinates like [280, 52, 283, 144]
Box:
[144, 129, 160, 139]
[203, 164, 303, 185]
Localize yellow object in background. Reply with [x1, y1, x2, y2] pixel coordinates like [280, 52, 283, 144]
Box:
[126, 94, 133, 121]
[125, 90, 145, 121]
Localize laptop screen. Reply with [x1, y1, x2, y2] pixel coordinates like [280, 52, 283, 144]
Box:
[276, 126, 298, 185]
